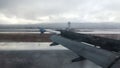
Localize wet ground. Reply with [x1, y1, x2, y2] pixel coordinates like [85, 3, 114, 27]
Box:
[0, 32, 119, 42]
[0, 42, 101, 68]
[0, 33, 51, 42]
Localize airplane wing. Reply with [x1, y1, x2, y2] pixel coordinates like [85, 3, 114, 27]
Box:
[60, 30, 120, 52]
[50, 35, 120, 68]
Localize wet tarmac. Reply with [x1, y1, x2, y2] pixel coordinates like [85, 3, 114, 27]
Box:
[0, 42, 101, 68]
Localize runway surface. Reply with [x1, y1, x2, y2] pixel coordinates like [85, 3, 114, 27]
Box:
[0, 42, 101, 68]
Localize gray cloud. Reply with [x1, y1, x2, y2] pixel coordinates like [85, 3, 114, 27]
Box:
[0, 0, 81, 18]
[0, 0, 120, 24]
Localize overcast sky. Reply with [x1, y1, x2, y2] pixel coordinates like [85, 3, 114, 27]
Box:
[0, 0, 120, 24]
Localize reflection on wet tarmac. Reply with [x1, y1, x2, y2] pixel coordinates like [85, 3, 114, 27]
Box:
[0, 42, 101, 68]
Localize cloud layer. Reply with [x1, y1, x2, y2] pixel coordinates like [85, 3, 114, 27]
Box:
[0, 0, 120, 24]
